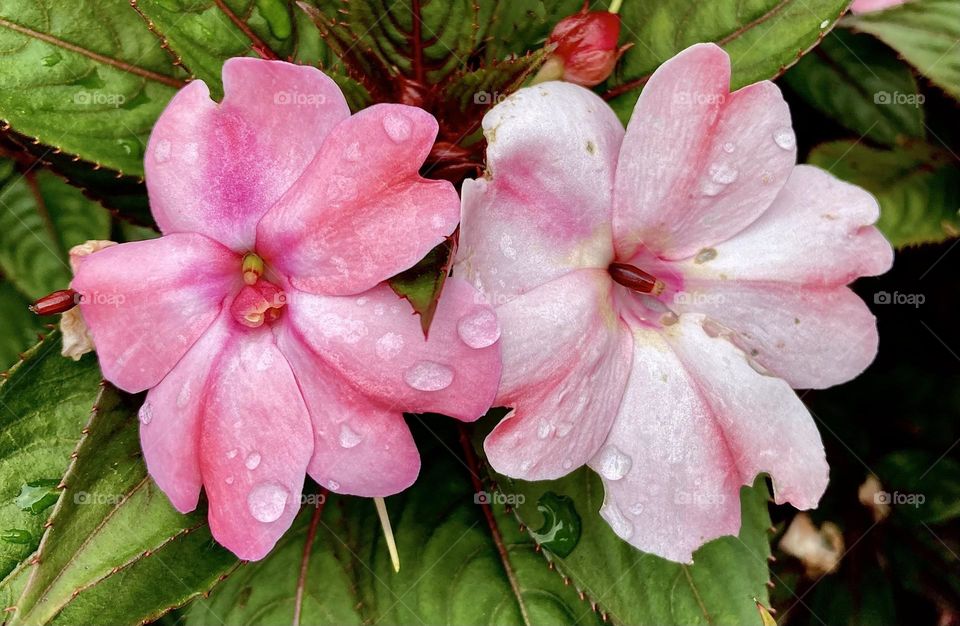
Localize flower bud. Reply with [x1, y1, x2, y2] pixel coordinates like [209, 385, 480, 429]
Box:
[538, 4, 628, 87]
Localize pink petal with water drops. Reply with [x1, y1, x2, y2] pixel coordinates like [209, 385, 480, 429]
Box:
[675, 165, 893, 286]
[285, 277, 501, 422]
[139, 312, 233, 513]
[592, 316, 827, 563]
[200, 326, 313, 561]
[484, 270, 633, 480]
[70, 234, 239, 393]
[277, 325, 421, 497]
[457, 81, 622, 300]
[612, 43, 796, 260]
[145, 57, 350, 251]
[257, 104, 460, 296]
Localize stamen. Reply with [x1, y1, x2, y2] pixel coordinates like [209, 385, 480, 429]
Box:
[374, 497, 401, 573]
[609, 263, 665, 295]
[242, 252, 264, 285]
[30, 289, 79, 315]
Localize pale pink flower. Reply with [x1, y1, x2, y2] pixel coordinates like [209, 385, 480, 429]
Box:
[850, 0, 908, 14]
[456, 44, 892, 562]
[72, 58, 502, 560]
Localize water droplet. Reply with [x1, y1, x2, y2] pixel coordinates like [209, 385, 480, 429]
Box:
[382, 111, 412, 142]
[628, 501, 645, 515]
[339, 423, 362, 449]
[42, 51, 62, 67]
[709, 163, 738, 185]
[225, 475, 235, 485]
[15, 479, 59, 514]
[154, 139, 171, 163]
[226, 448, 238, 460]
[537, 420, 554, 440]
[245, 452, 261, 470]
[773, 127, 795, 150]
[819, 19, 829, 29]
[595, 445, 632, 481]
[457, 308, 501, 349]
[600, 503, 634, 540]
[499, 234, 518, 259]
[327, 175, 358, 202]
[1, 529, 32, 545]
[375, 332, 404, 360]
[562, 458, 573, 470]
[529, 492, 581, 557]
[247, 483, 288, 523]
[722, 142, 735, 153]
[327, 480, 340, 491]
[520, 460, 533, 472]
[138, 402, 153, 425]
[556, 422, 574, 438]
[404, 361, 454, 391]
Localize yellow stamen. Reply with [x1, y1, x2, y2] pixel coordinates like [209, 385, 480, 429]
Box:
[242, 252, 264, 285]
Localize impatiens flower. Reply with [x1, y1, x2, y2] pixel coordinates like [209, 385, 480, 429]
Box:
[850, 0, 908, 13]
[456, 43, 892, 562]
[537, 3, 628, 87]
[71, 58, 502, 560]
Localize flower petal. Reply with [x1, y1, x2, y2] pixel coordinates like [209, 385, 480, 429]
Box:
[200, 326, 313, 561]
[258, 104, 459, 295]
[139, 311, 232, 512]
[613, 43, 796, 260]
[277, 325, 420, 497]
[146, 58, 350, 251]
[286, 277, 501, 422]
[591, 316, 827, 563]
[675, 165, 893, 285]
[457, 82, 622, 300]
[71, 234, 239, 393]
[484, 269, 633, 480]
[673, 283, 880, 389]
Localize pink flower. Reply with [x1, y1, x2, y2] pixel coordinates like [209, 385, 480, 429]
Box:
[850, 0, 908, 13]
[456, 44, 892, 562]
[71, 58, 502, 560]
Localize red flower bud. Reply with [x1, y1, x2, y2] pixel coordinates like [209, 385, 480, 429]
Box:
[29, 289, 79, 315]
[542, 5, 627, 87]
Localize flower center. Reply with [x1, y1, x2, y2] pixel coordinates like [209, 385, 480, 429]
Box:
[231, 253, 286, 328]
[608, 262, 665, 296]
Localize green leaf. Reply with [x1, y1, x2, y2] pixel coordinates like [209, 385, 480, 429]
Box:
[8, 384, 237, 626]
[807, 140, 960, 247]
[0, 281, 44, 368]
[0, 333, 102, 582]
[483, 0, 583, 60]
[0, 159, 111, 299]
[607, 0, 850, 121]
[0, 0, 184, 175]
[500, 469, 775, 625]
[844, 0, 960, 100]
[442, 50, 548, 114]
[782, 30, 925, 147]
[187, 422, 605, 625]
[388, 237, 455, 336]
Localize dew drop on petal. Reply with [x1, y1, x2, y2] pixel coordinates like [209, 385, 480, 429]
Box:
[339, 423, 363, 449]
[154, 139, 171, 163]
[245, 452, 261, 470]
[708, 163, 738, 185]
[345, 141, 361, 162]
[176, 384, 191, 409]
[137, 402, 153, 425]
[247, 482, 288, 523]
[457, 308, 501, 349]
[225, 475, 234, 485]
[628, 501, 645, 515]
[327, 480, 340, 491]
[562, 458, 574, 470]
[556, 421, 574, 438]
[773, 127, 795, 150]
[722, 142, 735, 154]
[375, 332, 404, 360]
[600, 503, 634, 540]
[226, 448, 238, 460]
[383, 111, 412, 142]
[404, 361, 454, 391]
[537, 420, 554, 440]
[595, 445, 632, 481]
